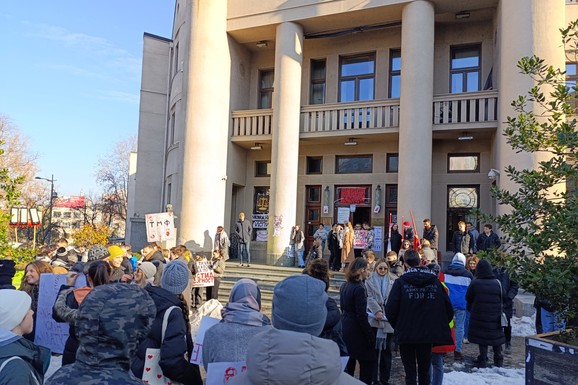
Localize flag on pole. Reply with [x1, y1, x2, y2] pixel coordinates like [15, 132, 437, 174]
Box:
[410, 210, 421, 250]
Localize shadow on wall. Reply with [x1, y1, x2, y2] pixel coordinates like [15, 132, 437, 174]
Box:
[273, 246, 295, 267]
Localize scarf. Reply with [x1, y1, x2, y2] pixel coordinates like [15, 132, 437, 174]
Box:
[375, 274, 390, 351]
[221, 279, 271, 327]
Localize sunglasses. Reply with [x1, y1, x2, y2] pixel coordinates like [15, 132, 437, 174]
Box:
[377, 266, 388, 271]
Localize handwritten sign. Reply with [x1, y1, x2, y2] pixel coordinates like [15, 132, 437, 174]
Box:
[337, 207, 350, 224]
[190, 316, 220, 365]
[207, 361, 247, 385]
[373, 226, 383, 252]
[35, 273, 86, 353]
[192, 260, 214, 288]
[353, 230, 369, 249]
[145, 212, 175, 242]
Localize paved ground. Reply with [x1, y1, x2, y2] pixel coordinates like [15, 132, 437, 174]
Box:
[384, 335, 525, 384]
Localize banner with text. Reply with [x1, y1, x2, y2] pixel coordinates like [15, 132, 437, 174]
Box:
[192, 260, 215, 288]
[145, 212, 175, 242]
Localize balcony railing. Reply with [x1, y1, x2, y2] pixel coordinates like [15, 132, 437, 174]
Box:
[301, 99, 400, 133]
[231, 91, 498, 137]
[433, 90, 498, 125]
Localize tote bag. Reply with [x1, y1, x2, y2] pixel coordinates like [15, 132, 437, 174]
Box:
[142, 305, 183, 385]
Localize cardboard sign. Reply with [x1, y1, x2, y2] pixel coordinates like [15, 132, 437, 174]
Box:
[192, 260, 215, 288]
[190, 316, 220, 365]
[337, 207, 350, 224]
[35, 273, 86, 353]
[145, 212, 175, 242]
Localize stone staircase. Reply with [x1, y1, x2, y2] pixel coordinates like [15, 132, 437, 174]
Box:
[218, 261, 346, 315]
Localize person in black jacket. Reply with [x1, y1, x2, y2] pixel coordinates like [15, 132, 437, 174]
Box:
[450, 221, 470, 254]
[466, 259, 505, 368]
[422, 219, 439, 253]
[328, 224, 342, 271]
[494, 266, 518, 354]
[385, 250, 453, 385]
[131, 261, 202, 385]
[477, 224, 501, 252]
[340, 258, 375, 384]
[389, 224, 403, 254]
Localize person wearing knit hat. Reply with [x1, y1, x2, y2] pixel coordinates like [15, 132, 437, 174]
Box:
[0, 290, 51, 384]
[443, 251, 474, 361]
[227, 275, 363, 385]
[161, 260, 190, 295]
[134, 262, 157, 288]
[131, 260, 202, 385]
[87, 244, 110, 262]
[0, 259, 16, 289]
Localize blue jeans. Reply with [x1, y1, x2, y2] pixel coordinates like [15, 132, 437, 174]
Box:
[453, 309, 466, 353]
[290, 245, 305, 266]
[239, 242, 250, 264]
[430, 353, 444, 385]
[463, 310, 470, 339]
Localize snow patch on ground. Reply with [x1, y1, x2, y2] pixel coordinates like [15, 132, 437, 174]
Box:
[443, 367, 525, 385]
[512, 315, 536, 337]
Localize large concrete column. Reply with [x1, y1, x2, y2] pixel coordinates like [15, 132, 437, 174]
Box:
[179, 0, 230, 251]
[397, 1, 435, 224]
[496, 0, 565, 215]
[267, 22, 304, 263]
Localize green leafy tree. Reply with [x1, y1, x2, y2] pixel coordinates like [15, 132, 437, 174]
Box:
[480, 21, 578, 329]
[0, 139, 25, 259]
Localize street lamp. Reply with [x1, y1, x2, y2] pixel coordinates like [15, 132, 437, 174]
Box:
[35, 174, 56, 244]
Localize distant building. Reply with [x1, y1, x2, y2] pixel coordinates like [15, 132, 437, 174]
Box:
[128, 0, 577, 263]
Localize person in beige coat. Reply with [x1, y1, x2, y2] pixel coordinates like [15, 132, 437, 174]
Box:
[366, 257, 396, 385]
[341, 222, 355, 266]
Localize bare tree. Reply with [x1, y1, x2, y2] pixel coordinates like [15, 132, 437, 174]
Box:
[95, 135, 135, 235]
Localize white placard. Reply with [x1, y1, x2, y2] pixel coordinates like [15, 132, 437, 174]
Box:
[337, 207, 350, 224]
[190, 316, 220, 365]
[192, 260, 215, 288]
[145, 212, 175, 242]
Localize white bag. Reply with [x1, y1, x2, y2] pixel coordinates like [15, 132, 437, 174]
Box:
[142, 306, 183, 385]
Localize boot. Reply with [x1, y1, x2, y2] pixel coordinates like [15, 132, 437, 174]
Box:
[454, 351, 464, 361]
[504, 342, 512, 354]
[473, 356, 487, 368]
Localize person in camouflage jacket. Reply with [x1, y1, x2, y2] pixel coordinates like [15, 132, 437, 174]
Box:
[45, 284, 156, 385]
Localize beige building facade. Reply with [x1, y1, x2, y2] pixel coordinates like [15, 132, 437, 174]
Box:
[128, 0, 578, 264]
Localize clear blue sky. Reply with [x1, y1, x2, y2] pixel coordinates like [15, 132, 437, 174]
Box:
[0, 1, 174, 196]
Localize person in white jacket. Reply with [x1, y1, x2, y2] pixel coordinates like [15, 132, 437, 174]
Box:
[227, 275, 364, 385]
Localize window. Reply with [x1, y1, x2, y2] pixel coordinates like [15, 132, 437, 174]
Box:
[450, 45, 481, 93]
[339, 53, 375, 102]
[255, 161, 271, 177]
[63, 212, 72, 219]
[174, 43, 179, 74]
[448, 153, 480, 173]
[166, 182, 172, 206]
[259, 69, 274, 108]
[386, 153, 399, 173]
[389, 50, 401, 98]
[306, 156, 323, 174]
[336, 155, 373, 174]
[53, 211, 61, 218]
[310, 59, 326, 104]
[567, 63, 577, 94]
[448, 186, 479, 208]
[169, 112, 176, 145]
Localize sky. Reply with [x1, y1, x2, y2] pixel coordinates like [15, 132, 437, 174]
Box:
[0, 1, 174, 197]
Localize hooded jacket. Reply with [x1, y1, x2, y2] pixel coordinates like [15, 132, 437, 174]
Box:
[443, 254, 473, 310]
[45, 284, 156, 385]
[466, 259, 506, 346]
[0, 329, 50, 385]
[227, 328, 364, 385]
[385, 267, 454, 345]
[131, 285, 202, 385]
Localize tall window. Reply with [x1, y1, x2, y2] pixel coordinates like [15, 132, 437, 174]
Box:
[168, 112, 176, 145]
[389, 50, 401, 98]
[339, 53, 375, 102]
[259, 69, 274, 109]
[450, 45, 481, 93]
[310, 59, 326, 104]
[173, 43, 179, 74]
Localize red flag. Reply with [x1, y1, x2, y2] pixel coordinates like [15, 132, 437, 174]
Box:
[410, 210, 421, 250]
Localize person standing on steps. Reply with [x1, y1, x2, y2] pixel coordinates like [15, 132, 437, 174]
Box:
[235, 212, 252, 267]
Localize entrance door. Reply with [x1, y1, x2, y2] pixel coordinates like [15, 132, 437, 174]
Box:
[446, 185, 479, 251]
[305, 185, 322, 253]
[333, 185, 372, 225]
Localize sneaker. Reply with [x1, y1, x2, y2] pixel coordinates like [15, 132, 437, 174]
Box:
[463, 338, 469, 344]
[454, 351, 464, 361]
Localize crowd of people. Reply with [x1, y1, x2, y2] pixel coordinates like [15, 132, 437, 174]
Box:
[0, 217, 552, 385]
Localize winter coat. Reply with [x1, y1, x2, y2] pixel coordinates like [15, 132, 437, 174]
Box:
[468, 228, 480, 253]
[0, 331, 50, 385]
[422, 225, 439, 250]
[22, 285, 39, 342]
[494, 268, 519, 319]
[340, 280, 375, 361]
[466, 259, 506, 347]
[211, 256, 226, 278]
[328, 230, 341, 256]
[384, 267, 454, 346]
[341, 230, 355, 263]
[477, 231, 501, 251]
[235, 220, 252, 244]
[365, 273, 395, 333]
[389, 228, 402, 254]
[319, 297, 348, 356]
[227, 328, 365, 385]
[131, 285, 202, 385]
[443, 264, 473, 310]
[432, 281, 456, 354]
[451, 231, 470, 254]
[388, 261, 405, 278]
[304, 242, 323, 267]
[46, 284, 158, 385]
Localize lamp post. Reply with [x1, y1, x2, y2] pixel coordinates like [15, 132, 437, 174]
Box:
[35, 174, 56, 244]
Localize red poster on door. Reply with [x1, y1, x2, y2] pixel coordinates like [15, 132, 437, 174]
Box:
[341, 188, 366, 204]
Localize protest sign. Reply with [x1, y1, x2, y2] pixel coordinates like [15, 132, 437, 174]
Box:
[190, 316, 220, 365]
[145, 212, 175, 242]
[337, 207, 350, 224]
[373, 226, 383, 252]
[192, 260, 214, 288]
[353, 229, 369, 249]
[206, 361, 247, 385]
[35, 273, 86, 353]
